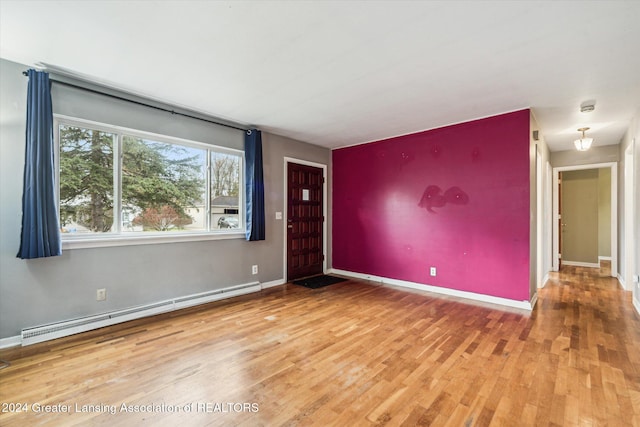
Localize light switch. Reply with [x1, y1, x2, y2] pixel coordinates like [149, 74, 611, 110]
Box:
[275, 212, 282, 220]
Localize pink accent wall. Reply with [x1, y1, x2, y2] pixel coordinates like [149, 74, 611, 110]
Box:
[332, 110, 531, 301]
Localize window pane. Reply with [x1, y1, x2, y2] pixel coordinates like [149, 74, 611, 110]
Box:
[122, 136, 206, 232]
[211, 152, 241, 230]
[59, 125, 115, 234]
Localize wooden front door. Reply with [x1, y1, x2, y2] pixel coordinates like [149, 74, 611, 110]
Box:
[287, 162, 324, 281]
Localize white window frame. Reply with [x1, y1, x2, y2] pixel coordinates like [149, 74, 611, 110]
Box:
[54, 115, 245, 250]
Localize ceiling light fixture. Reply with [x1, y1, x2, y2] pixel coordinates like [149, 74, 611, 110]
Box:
[574, 127, 593, 151]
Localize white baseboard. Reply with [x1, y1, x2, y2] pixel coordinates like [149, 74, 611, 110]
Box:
[617, 274, 627, 290]
[261, 278, 286, 289]
[634, 297, 640, 316]
[329, 268, 534, 311]
[598, 256, 612, 261]
[3, 279, 289, 348]
[17, 281, 261, 347]
[530, 292, 538, 309]
[540, 273, 550, 288]
[0, 335, 21, 350]
[562, 261, 600, 268]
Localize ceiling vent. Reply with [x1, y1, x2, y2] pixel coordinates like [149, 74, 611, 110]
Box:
[580, 101, 596, 113]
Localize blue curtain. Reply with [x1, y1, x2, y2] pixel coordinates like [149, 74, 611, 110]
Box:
[16, 69, 62, 259]
[245, 129, 265, 241]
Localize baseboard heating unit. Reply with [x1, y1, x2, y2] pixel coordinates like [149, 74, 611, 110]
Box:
[21, 281, 261, 346]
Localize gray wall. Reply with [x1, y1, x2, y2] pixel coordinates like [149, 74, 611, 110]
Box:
[550, 145, 619, 167]
[0, 58, 331, 340]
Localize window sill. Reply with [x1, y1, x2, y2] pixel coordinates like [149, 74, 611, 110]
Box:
[61, 231, 246, 250]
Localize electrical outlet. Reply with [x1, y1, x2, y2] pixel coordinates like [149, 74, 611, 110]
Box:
[430, 267, 437, 277]
[96, 288, 107, 301]
[252, 265, 258, 275]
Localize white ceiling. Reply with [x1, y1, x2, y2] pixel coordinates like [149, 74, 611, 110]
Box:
[1, 1, 639, 151]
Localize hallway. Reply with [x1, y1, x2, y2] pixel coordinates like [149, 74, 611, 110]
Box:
[536, 263, 640, 425]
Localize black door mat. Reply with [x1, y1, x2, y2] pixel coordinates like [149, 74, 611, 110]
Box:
[292, 275, 348, 289]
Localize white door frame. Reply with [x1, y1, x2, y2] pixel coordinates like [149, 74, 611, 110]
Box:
[541, 161, 553, 287]
[536, 146, 543, 287]
[552, 162, 617, 278]
[624, 143, 635, 291]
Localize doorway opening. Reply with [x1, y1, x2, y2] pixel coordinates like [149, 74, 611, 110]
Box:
[552, 162, 617, 278]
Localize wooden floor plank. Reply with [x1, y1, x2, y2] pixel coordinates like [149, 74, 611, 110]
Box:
[1, 265, 639, 426]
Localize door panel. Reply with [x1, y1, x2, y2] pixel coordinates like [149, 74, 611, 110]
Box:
[287, 163, 324, 280]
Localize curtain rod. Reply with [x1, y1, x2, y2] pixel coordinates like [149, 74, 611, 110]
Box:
[22, 70, 249, 133]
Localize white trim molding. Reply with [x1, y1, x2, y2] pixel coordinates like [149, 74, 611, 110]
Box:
[19, 281, 260, 347]
[562, 261, 601, 268]
[624, 143, 636, 306]
[62, 231, 245, 250]
[261, 278, 286, 289]
[329, 269, 535, 311]
[0, 335, 21, 350]
[530, 292, 539, 310]
[540, 273, 550, 288]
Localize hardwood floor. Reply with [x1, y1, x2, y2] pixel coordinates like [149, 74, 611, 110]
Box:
[1, 267, 639, 426]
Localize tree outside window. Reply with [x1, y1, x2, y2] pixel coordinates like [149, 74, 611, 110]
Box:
[58, 122, 242, 236]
